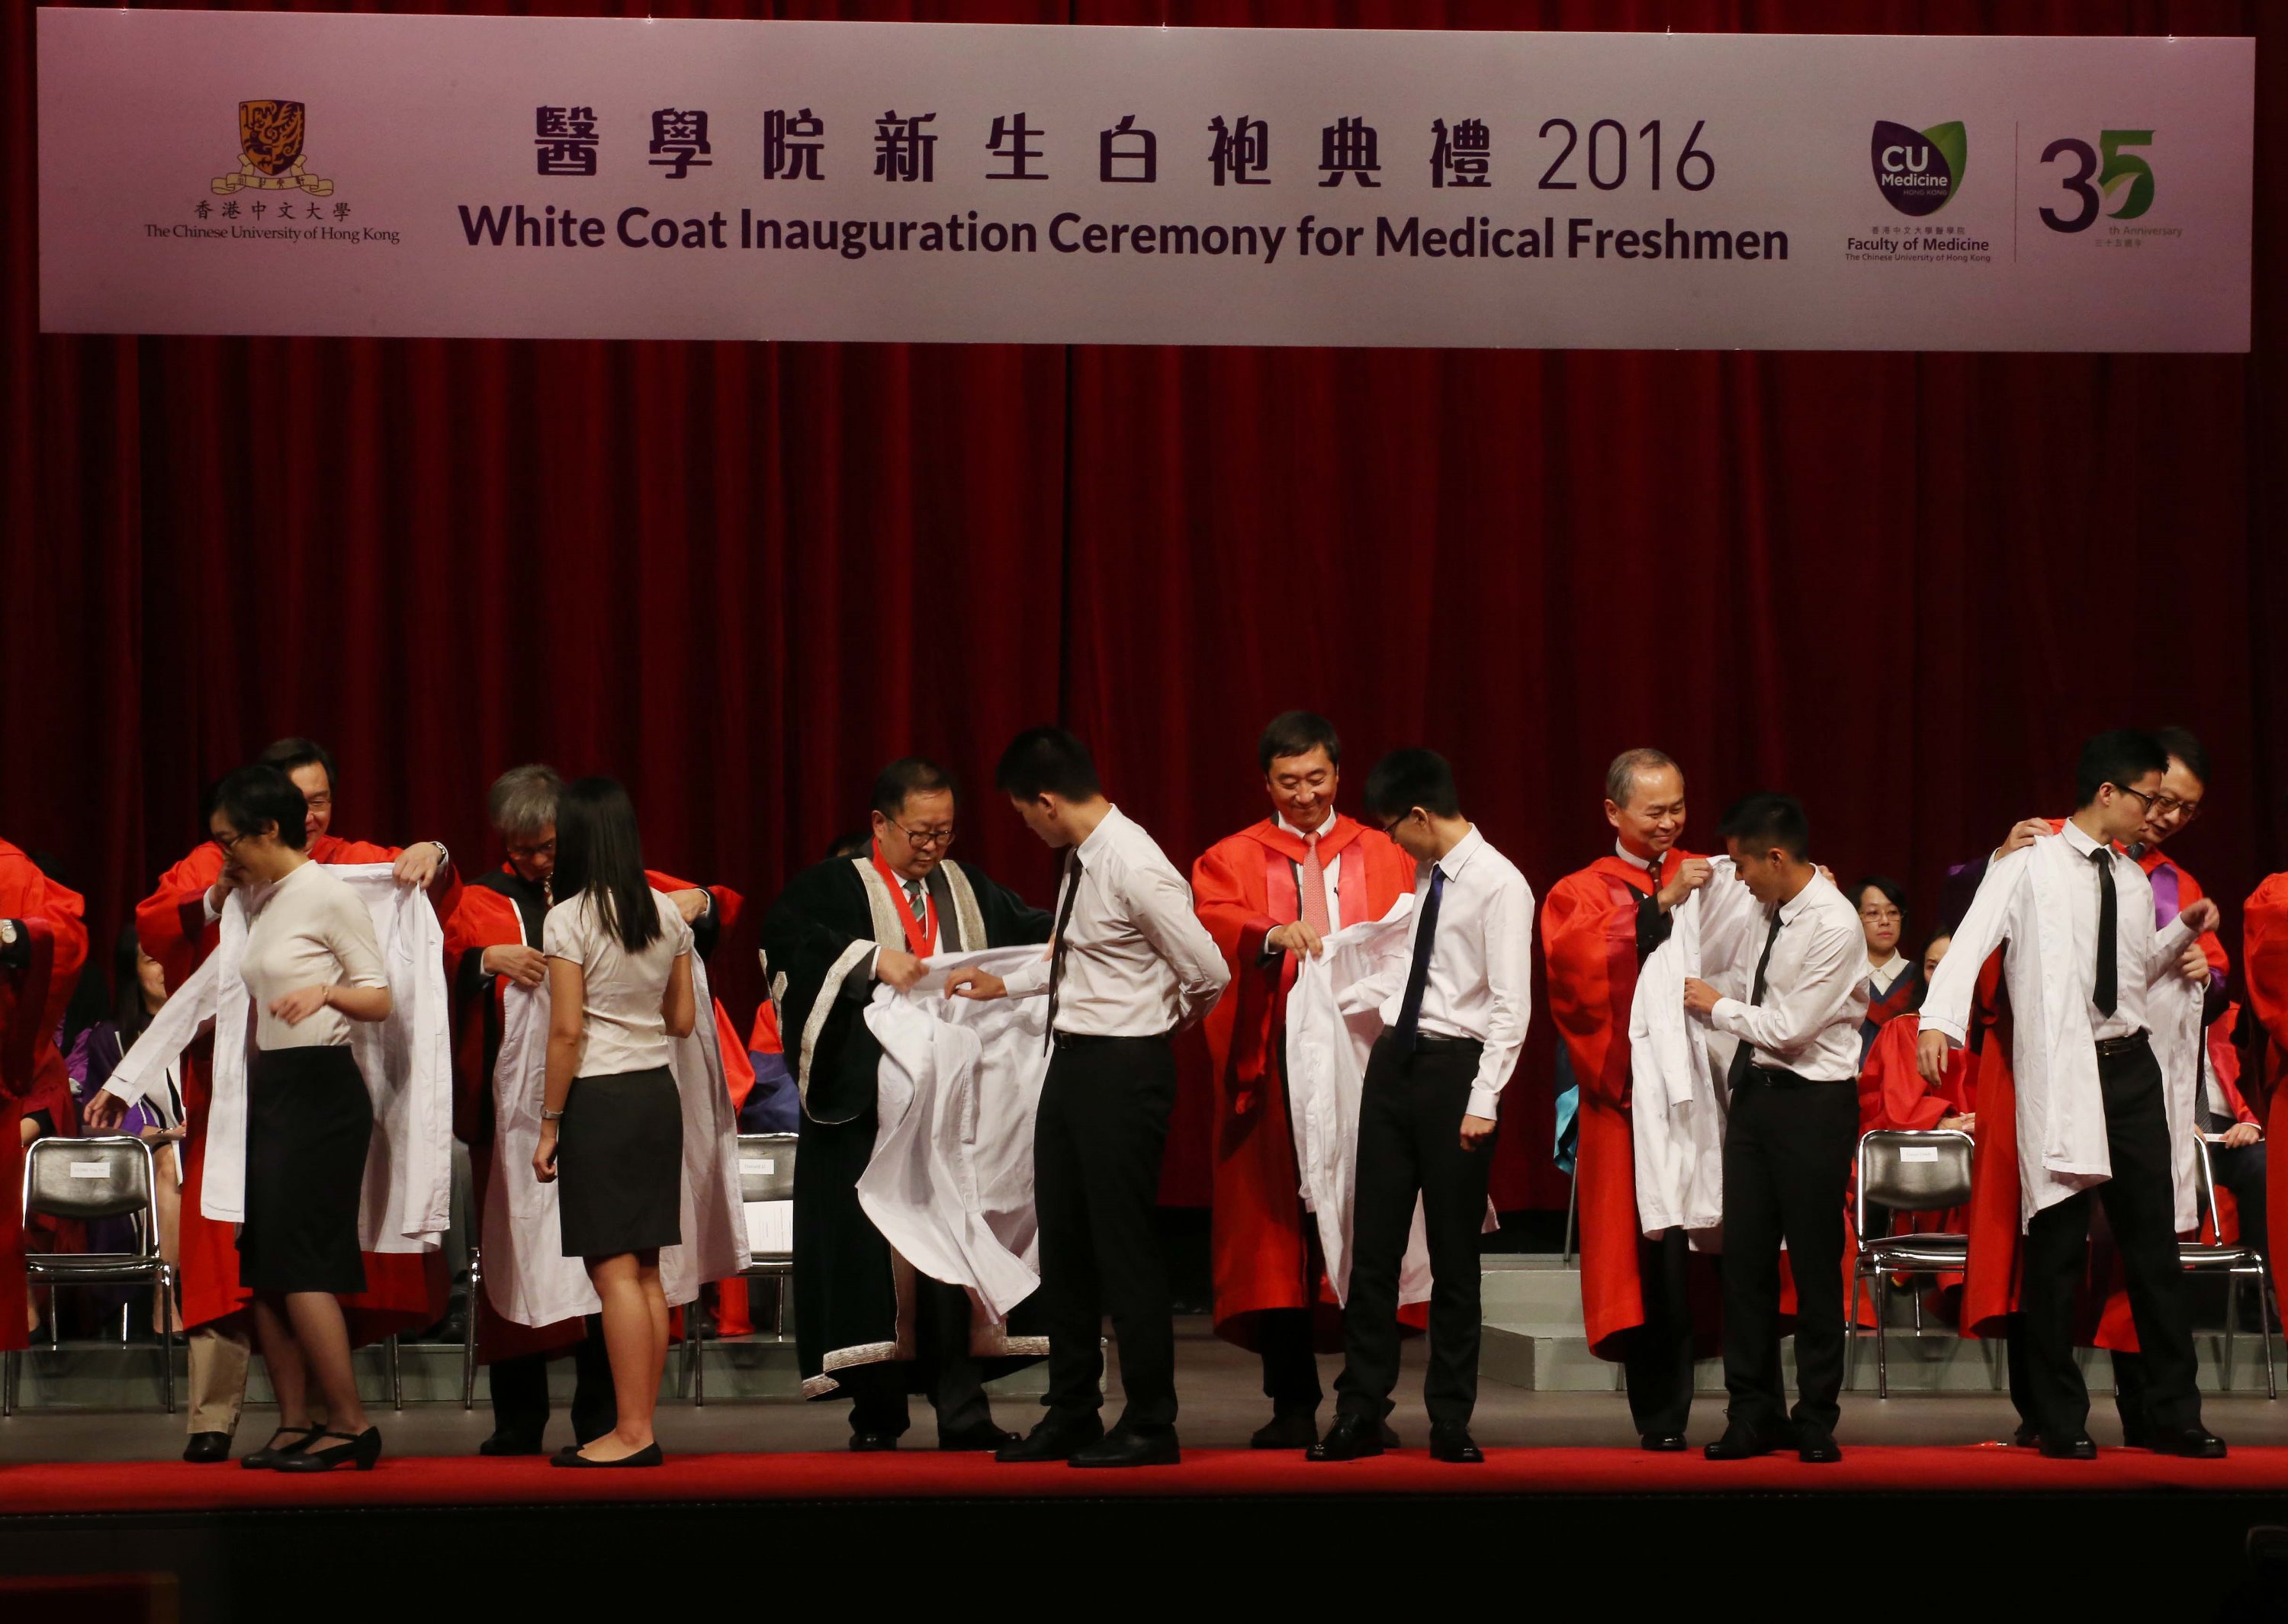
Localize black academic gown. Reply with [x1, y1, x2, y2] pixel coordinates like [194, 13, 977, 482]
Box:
[763, 855, 1052, 1403]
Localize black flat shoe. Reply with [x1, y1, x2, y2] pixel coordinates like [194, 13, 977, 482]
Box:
[551, 1441, 664, 1468]
[1251, 1412, 1320, 1451]
[240, 1425, 323, 1470]
[1640, 1433, 1688, 1453]
[937, 1420, 1018, 1453]
[1704, 1427, 1785, 1462]
[477, 1431, 545, 1458]
[848, 1431, 900, 1453]
[1428, 1426, 1483, 1464]
[273, 1427, 382, 1473]
[995, 1417, 1104, 1463]
[1069, 1426, 1180, 1468]
[1796, 1428, 1842, 1464]
[2039, 1433, 2097, 1460]
[2151, 1427, 2227, 1459]
[1306, 1415, 1385, 1462]
[182, 1432, 232, 1464]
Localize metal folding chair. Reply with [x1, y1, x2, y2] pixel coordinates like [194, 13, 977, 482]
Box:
[685, 1133, 797, 1406]
[1848, 1128, 1974, 1398]
[2184, 1135, 2277, 1398]
[5, 1135, 175, 1415]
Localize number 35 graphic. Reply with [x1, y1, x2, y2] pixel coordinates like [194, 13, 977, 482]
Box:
[2039, 130, 2155, 233]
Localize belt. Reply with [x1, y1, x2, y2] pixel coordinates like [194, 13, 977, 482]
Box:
[1049, 1030, 1169, 1051]
[1411, 1035, 1484, 1054]
[2094, 1030, 2150, 1060]
[1740, 1064, 1840, 1090]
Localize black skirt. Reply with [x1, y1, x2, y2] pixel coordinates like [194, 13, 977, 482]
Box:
[558, 1067, 683, 1259]
[239, 1045, 371, 1295]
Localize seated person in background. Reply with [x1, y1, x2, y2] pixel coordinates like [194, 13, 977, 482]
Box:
[741, 1001, 799, 1135]
[2200, 1003, 2265, 1260]
[1853, 877, 1916, 1058]
[1856, 934, 1976, 1319]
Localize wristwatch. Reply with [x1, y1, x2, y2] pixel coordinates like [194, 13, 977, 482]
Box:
[0, 920, 17, 948]
[541, 1107, 565, 1122]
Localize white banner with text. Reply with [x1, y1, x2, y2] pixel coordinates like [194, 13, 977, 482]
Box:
[37, 11, 2254, 350]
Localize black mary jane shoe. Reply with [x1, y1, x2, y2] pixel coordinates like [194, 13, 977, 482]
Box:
[272, 1427, 383, 1473]
[183, 1432, 233, 1464]
[240, 1424, 323, 1470]
[551, 1441, 664, 1468]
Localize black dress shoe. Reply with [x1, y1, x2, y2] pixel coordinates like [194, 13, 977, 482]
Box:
[1378, 1420, 1401, 1449]
[2151, 1427, 2228, 1459]
[2011, 1423, 2039, 1449]
[848, 1430, 900, 1452]
[477, 1430, 545, 1458]
[273, 1427, 383, 1473]
[2039, 1433, 2098, 1460]
[1640, 1433, 1688, 1452]
[938, 1420, 1019, 1452]
[240, 1424, 323, 1470]
[995, 1416, 1104, 1464]
[1069, 1425, 1180, 1468]
[182, 1432, 232, 1464]
[551, 1441, 664, 1468]
[1428, 1426, 1483, 1464]
[1704, 1427, 1785, 1461]
[1796, 1428, 1842, 1464]
[1306, 1415, 1386, 1462]
[1251, 1411, 1320, 1450]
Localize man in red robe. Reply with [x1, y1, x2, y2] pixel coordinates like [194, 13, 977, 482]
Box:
[445, 762, 739, 1455]
[2247, 873, 2288, 1270]
[1192, 711, 1416, 1449]
[1541, 748, 1719, 1451]
[1, 842, 89, 1350]
[118, 737, 457, 1462]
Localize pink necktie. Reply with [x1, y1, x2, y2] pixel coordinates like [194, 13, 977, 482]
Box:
[1300, 833, 1332, 937]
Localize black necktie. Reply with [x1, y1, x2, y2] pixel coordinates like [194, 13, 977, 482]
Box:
[1393, 864, 1448, 1051]
[1724, 910, 1785, 1093]
[2090, 846, 2119, 1016]
[1043, 850, 1081, 1051]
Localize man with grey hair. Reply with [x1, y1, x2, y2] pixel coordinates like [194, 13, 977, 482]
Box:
[445, 762, 737, 1456]
[1540, 748, 1719, 1451]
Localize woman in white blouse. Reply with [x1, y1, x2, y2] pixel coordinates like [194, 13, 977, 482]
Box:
[207, 765, 394, 1474]
[533, 778, 695, 1468]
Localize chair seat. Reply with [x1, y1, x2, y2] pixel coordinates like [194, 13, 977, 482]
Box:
[2181, 1244, 2264, 1269]
[25, 1253, 164, 1282]
[1861, 1237, 1969, 1271]
[740, 1254, 793, 1273]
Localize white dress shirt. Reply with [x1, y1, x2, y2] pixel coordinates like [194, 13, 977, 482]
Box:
[1346, 826, 1535, 1122]
[2055, 819, 2150, 1041]
[1707, 870, 1867, 1083]
[1865, 952, 1910, 1000]
[1615, 839, 1662, 881]
[1002, 806, 1230, 1037]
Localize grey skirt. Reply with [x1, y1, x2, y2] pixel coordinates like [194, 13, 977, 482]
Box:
[556, 1067, 683, 1259]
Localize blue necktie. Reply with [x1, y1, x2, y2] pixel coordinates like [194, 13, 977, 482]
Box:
[1393, 863, 1447, 1050]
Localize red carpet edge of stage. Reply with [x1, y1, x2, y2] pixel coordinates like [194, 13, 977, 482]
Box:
[4, 1445, 2287, 1513]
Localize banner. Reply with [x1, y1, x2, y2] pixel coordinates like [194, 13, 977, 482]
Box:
[37, 11, 2253, 351]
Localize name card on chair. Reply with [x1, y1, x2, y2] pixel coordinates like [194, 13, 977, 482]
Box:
[67, 1163, 111, 1179]
[1899, 1147, 1939, 1163]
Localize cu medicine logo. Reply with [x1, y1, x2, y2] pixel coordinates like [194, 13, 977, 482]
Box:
[1870, 120, 1965, 217]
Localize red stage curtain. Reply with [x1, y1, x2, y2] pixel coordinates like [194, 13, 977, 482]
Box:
[4, 1, 2281, 1212]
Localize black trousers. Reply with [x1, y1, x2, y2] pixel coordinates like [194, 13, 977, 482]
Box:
[1036, 1035, 1179, 1433]
[2023, 1038, 2201, 1443]
[1622, 1226, 1697, 1436]
[840, 1276, 994, 1441]
[2214, 1141, 2270, 1262]
[1719, 1072, 1857, 1438]
[488, 1315, 615, 1446]
[1335, 1035, 1496, 1430]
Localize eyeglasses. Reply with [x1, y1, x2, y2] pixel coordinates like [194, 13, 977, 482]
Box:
[2108, 784, 2159, 812]
[2148, 791, 2203, 821]
[507, 838, 557, 861]
[302, 794, 333, 814]
[889, 819, 956, 850]
[210, 829, 251, 853]
[1859, 907, 1902, 924]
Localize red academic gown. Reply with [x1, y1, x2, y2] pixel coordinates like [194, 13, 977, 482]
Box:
[445, 865, 741, 1363]
[1192, 815, 1418, 1350]
[1541, 851, 1725, 1362]
[2244, 875, 2288, 1274]
[0, 843, 89, 1351]
[137, 836, 459, 1341]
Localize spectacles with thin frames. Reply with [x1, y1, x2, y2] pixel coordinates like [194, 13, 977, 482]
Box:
[889, 819, 956, 850]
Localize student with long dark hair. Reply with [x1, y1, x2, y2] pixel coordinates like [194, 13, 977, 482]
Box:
[532, 778, 696, 1468]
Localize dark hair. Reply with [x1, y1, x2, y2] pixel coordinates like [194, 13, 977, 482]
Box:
[257, 736, 338, 794]
[113, 920, 156, 1040]
[1719, 792, 1810, 860]
[1363, 749, 1461, 821]
[2151, 724, 2210, 789]
[212, 764, 309, 850]
[1853, 875, 1907, 921]
[827, 829, 872, 860]
[554, 776, 661, 953]
[2074, 729, 2168, 809]
[871, 758, 956, 820]
[995, 727, 1102, 802]
[1258, 711, 1342, 775]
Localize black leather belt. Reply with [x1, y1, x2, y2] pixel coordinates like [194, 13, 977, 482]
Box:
[1412, 1035, 1484, 1054]
[1742, 1064, 1833, 1090]
[1050, 1030, 1168, 1050]
[2094, 1031, 2151, 1060]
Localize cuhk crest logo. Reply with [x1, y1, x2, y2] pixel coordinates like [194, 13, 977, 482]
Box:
[1870, 120, 1965, 217]
[214, 99, 335, 197]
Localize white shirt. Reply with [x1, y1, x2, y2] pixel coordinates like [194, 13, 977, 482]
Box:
[1001, 805, 1230, 1037]
[1348, 826, 1535, 1122]
[239, 860, 389, 1051]
[2056, 819, 2148, 1041]
[1614, 839, 1663, 880]
[1865, 952, 1910, 999]
[1707, 870, 1867, 1083]
[543, 888, 695, 1077]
